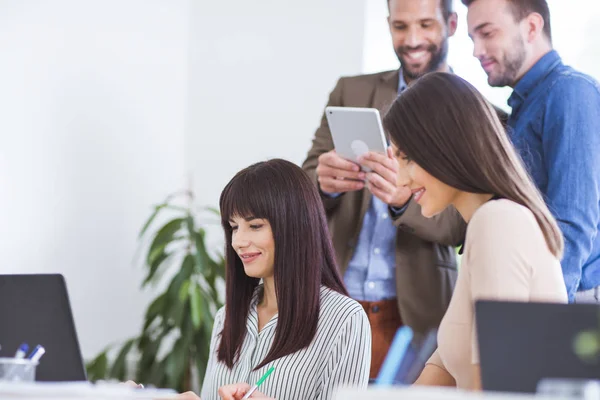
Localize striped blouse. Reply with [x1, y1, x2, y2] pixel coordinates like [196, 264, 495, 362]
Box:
[200, 285, 371, 400]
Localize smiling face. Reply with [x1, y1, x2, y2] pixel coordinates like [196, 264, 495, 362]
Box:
[388, 0, 456, 82]
[392, 143, 460, 218]
[467, 0, 529, 87]
[229, 215, 275, 279]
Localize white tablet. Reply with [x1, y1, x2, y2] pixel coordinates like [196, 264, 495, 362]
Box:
[325, 106, 388, 171]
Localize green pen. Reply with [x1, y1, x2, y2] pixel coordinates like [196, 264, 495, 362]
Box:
[242, 366, 275, 399]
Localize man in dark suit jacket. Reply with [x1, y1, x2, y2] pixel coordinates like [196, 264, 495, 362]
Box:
[302, 0, 476, 378]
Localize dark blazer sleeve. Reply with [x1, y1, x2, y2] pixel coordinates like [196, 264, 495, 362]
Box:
[302, 78, 346, 212]
[392, 200, 466, 247]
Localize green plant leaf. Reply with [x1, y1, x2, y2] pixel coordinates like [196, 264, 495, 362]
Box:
[147, 242, 169, 266]
[195, 328, 211, 387]
[149, 218, 185, 259]
[190, 283, 202, 329]
[165, 337, 188, 392]
[139, 204, 167, 238]
[179, 280, 191, 303]
[143, 293, 166, 331]
[85, 351, 109, 382]
[180, 253, 195, 278]
[143, 251, 172, 287]
[142, 217, 185, 287]
[164, 255, 194, 328]
[109, 338, 137, 381]
[136, 330, 169, 384]
[215, 254, 226, 279]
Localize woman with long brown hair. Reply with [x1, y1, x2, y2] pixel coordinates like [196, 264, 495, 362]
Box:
[379, 72, 567, 390]
[196, 159, 371, 400]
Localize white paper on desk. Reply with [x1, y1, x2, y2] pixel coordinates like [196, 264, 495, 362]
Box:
[0, 381, 178, 399]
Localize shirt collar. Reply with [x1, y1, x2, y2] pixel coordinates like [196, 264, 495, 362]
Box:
[398, 68, 408, 94]
[398, 66, 454, 95]
[508, 50, 562, 111]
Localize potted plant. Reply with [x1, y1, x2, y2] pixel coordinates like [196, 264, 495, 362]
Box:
[86, 191, 225, 392]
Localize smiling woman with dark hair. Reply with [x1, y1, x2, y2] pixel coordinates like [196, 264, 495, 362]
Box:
[192, 159, 371, 400]
[382, 72, 567, 390]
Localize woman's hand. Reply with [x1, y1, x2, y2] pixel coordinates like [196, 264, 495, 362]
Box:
[218, 383, 250, 400]
[218, 383, 273, 400]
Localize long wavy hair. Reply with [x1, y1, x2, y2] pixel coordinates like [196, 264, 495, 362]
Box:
[217, 159, 347, 369]
[383, 72, 563, 258]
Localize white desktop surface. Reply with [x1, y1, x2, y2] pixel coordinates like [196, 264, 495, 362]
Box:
[0, 381, 178, 399]
[334, 386, 574, 400]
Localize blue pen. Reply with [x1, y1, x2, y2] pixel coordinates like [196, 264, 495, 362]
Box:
[28, 345, 46, 362]
[14, 343, 29, 359]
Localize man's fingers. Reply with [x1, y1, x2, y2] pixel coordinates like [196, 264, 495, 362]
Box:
[367, 182, 392, 204]
[367, 172, 395, 193]
[319, 176, 365, 193]
[360, 159, 396, 184]
[320, 151, 361, 171]
[362, 151, 395, 167]
[317, 164, 365, 181]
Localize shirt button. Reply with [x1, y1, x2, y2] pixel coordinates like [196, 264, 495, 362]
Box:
[372, 305, 380, 313]
[368, 282, 375, 289]
[374, 248, 381, 255]
[382, 213, 389, 219]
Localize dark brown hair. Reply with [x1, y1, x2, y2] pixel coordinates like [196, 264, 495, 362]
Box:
[383, 72, 563, 258]
[388, 0, 454, 20]
[462, 0, 552, 41]
[217, 159, 347, 369]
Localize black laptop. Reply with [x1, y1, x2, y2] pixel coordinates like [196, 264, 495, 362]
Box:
[476, 300, 600, 393]
[0, 274, 87, 381]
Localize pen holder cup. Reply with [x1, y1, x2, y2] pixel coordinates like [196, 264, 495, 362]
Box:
[0, 357, 38, 382]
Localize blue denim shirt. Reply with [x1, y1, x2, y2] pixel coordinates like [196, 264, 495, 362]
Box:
[343, 70, 409, 301]
[507, 50, 600, 301]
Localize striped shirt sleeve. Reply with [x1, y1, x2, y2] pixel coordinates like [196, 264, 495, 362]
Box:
[317, 308, 371, 400]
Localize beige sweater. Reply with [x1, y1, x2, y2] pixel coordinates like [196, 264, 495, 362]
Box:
[427, 199, 568, 389]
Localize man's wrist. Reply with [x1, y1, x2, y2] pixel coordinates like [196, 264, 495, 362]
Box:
[319, 186, 342, 199]
[389, 196, 412, 217]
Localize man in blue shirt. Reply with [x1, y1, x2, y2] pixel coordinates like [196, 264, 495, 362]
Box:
[464, 0, 600, 302]
[303, 0, 469, 378]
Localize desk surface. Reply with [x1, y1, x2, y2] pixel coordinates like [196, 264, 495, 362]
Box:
[334, 386, 575, 400]
[0, 381, 177, 399]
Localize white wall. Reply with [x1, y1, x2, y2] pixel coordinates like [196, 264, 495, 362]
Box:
[186, 0, 367, 212]
[0, 0, 367, 361]
[0, 0, 189, 359]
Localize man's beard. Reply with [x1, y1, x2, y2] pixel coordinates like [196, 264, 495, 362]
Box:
[487, 35, 526, 87]
[395, 37, 449, 81]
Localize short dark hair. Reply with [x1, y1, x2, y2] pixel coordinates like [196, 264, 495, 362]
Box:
[218, 159, 347, 369]
[388, 0, 454, 20]
[462, 0, 552, 41]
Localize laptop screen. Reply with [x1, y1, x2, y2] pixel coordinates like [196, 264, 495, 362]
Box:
[476, 300, 600, 393]
[0, 274, 86, 381]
